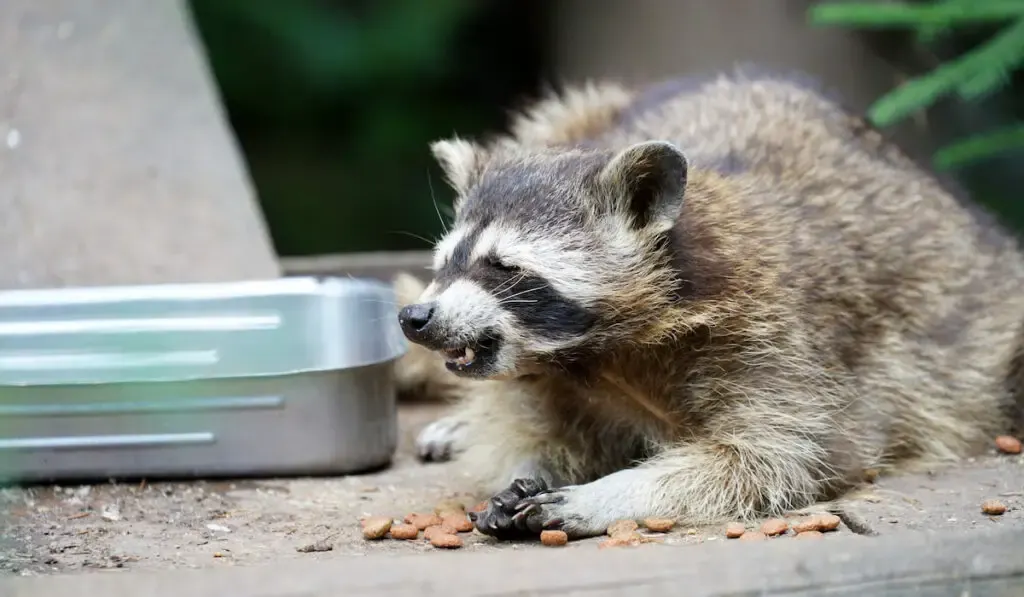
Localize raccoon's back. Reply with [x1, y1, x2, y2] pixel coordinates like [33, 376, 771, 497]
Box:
[591, 69, 1024, 396]
[598, 69, 1024, 300]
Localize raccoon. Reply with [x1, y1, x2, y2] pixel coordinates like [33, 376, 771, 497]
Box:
[393, 67, 1024, 539]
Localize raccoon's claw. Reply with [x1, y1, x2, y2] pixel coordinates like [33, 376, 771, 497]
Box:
[511, 504, 564, 533]
[471, 477, 550, 539]
[511, 491, 568, 533]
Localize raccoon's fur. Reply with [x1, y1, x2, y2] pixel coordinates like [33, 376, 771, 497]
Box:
[392, 67, 1024, 538]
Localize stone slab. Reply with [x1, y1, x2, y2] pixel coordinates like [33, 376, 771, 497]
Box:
[0, 0, 280, 289]
[2, 403, 1022, 580]
[4, 521, 1023, 596]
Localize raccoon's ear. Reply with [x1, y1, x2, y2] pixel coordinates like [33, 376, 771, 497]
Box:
[598, 140, 688, 234]
[430, 137, 487, 199]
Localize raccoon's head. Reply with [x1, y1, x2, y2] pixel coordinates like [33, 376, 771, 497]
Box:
[398, 137, 689, 379]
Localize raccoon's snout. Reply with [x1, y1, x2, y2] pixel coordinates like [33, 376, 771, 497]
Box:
[398, 302, 437, 343]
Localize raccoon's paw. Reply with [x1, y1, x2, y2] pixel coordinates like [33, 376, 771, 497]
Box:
[415, 416, 468, 462]
[512, 469, 655, 538]
[468, 477, 552, 540]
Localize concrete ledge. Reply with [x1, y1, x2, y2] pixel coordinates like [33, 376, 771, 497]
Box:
[7, 526, 1024, 596]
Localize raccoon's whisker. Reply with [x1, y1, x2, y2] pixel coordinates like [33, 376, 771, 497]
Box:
[499, 285, 547, 302]
[492, 271, 529, 295]
[387, 229, 436, 247]
[427, 170, 450, 235]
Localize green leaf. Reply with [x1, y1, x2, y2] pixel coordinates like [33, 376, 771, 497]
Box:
[867, 17, 1024, 127]
[933, 123, 1024, 169]
[954, 17, 1024, 99]
[809, 1, 1024, 28]
[916, 0, 983, 43]
[867, 68, 960, 127]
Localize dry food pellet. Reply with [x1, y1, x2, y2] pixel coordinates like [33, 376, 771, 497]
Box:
[361, 516, 393, 540]
[725, 522, 746, 538]
[429, 532, 463, 549]
[540, 530, 569, 546]
[642, 518, 676, 533]
[607, 519, 639, 537]
[739, 531, 766, 542]
[796, 530, 823, 539]
[982, 499, 1007, 515]
[423, 523, 458, 541]
[760, 518, 788, 536]
[817, 513, 841, 532]
[442, 514, 474, 533]
[434, 499, 467, 517]
[599, 534, 642, 548]
[791, 517, 819, 534]
[389, 523, 420, 540]
[995, 435, 1022, 455]
[793, 514, 840, 533]
[405, 513, 443, 530]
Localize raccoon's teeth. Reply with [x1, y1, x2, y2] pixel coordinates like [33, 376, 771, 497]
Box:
[443, 347, 475, 366]
[442, 348, 464, 360]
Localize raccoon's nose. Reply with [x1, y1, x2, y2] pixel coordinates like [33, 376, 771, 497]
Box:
[398, 302, 436, 340]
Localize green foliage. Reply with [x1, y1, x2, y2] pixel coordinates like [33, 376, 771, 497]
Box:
[186, 0, 529, 256]
[933, 122, 1024, 168]
[808, 0, 1024, 171]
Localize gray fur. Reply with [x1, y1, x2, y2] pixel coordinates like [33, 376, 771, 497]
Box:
[394, 66, 1024, 539]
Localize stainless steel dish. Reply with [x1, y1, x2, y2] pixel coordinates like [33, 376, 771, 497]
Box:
[0, 276, 406, 483]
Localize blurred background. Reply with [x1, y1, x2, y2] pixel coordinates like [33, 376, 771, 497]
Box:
[185, 0, 1024, 258]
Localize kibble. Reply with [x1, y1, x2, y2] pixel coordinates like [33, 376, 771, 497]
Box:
[361, 516, 393, 540]
[739, 531, 766, 541]
[540, 530, 569, 547]
[760, 518, 789, 536]
[405, 513, 443, 530]
[443, 514, 474, 533]
[429, 532, 463, 549]
[817, 513, 841, 532]
[792, 517, 818, 534]
[423, 523, 459, 541]
[725, 522, 746, 538]
[793, 514, 841, 533]
[995, 435, 1022, 455]
[796, 530, 823, 539]
[642, 518, 676, 533]
[982, 499, 1007, 515]
[607, 519, 639, 537]
[599, 534, 642, 548]
[389, 523, 420, 540]
[434, 499, 466, 517]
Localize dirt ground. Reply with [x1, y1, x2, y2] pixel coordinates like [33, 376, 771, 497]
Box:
[2, 403, 1022, 577]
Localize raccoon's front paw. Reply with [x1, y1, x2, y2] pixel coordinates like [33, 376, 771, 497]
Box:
[512, 484, 622, 539]
[415, 416, 467, 462]
[468, 477, 553, 540]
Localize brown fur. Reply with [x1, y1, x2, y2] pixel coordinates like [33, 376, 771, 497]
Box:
[393, 69, 1024, 531]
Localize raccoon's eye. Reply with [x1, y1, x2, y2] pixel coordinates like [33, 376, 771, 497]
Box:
[485, 256, 521, 274]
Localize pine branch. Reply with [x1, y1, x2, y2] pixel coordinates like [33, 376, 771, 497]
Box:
[933, 123, 1024, 169]
[916, 0, 982, 43]
[868, 17, 1024, 126]
[955, 18, 1024, 99]
[809, 1, 1024, 28]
